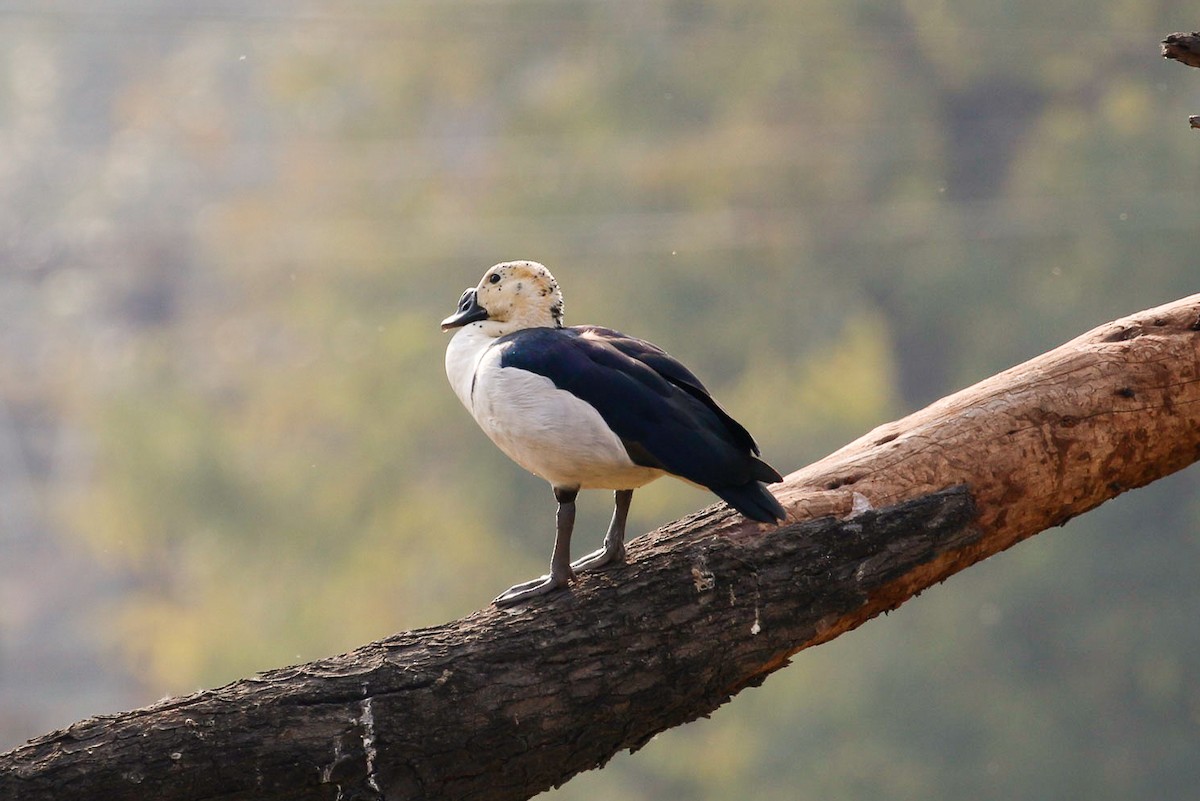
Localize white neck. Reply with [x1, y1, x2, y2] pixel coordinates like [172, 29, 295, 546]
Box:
[444, 323, 494, 412]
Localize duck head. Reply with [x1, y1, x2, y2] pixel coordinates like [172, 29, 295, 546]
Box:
[440, 260, 565, 336]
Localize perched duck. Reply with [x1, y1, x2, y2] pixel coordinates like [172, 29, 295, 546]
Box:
[441, 261, 786, 606]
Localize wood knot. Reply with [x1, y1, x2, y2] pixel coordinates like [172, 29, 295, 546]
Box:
[1099, 324, 1142, 343]
[825, 473, 864, 490]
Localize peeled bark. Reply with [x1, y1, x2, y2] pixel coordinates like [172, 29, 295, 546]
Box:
[3, 294, 1199, 801]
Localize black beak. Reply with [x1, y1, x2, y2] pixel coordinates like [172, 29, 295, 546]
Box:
[440, 287, 489, 331]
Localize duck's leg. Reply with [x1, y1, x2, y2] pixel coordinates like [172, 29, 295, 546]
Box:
[493, 487, 578, 606]
[570, 489, 632, 573]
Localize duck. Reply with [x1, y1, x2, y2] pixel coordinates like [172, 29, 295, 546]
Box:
[441, 260, 786, 606]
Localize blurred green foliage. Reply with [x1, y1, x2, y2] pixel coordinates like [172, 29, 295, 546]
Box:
[10, 0, 1199, 797]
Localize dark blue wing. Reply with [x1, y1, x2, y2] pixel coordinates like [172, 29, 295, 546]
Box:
[577, 326, 764, 458]
[493, 326, 782, 494]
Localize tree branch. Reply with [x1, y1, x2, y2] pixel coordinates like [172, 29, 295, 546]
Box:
[1162, 32, 1200, 69]
[4, 294, 1200, 801]
[1161, 32, 1200, 127]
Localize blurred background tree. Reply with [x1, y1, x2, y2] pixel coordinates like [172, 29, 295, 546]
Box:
[1, 1, 1198, 798]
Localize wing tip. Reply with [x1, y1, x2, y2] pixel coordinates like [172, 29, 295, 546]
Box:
[752, 457, 784, 484]
[714, 482, 787, 523]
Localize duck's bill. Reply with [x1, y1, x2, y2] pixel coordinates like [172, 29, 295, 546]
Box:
[441, 288, 489, 330]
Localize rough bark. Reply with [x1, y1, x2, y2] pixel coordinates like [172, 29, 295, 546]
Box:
[3, 294, 1199, 801]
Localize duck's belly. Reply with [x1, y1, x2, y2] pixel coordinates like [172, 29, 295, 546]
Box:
[472, 364, 664, 490]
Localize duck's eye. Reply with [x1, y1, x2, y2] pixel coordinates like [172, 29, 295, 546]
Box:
[488, 273, 501, 284]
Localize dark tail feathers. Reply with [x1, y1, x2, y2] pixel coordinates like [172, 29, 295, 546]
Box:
[712, 480, 786, 523]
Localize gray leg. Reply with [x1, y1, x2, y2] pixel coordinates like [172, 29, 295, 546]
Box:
[570, 489, 632, 573]
[494, 487, 579, 606]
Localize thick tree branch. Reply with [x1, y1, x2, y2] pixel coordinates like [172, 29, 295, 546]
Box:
[3, 294, 1200, 801]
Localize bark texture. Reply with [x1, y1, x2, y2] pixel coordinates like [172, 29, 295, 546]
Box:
[1162, 31, 1200, 126]
[1162, 32, 1200, 69]
[3, 294, 1200, 801]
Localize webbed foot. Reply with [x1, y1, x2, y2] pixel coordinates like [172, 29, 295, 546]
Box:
[569, 541, 626, 573]
[569, 489, 632, 574]
[493, 567, 574, 606]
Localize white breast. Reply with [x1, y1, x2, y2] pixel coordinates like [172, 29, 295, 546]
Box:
[445, 323, 492, 411]
[445, 325, 664, 491]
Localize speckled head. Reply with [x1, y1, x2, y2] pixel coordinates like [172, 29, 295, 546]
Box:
[441, 260, 565, 336]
